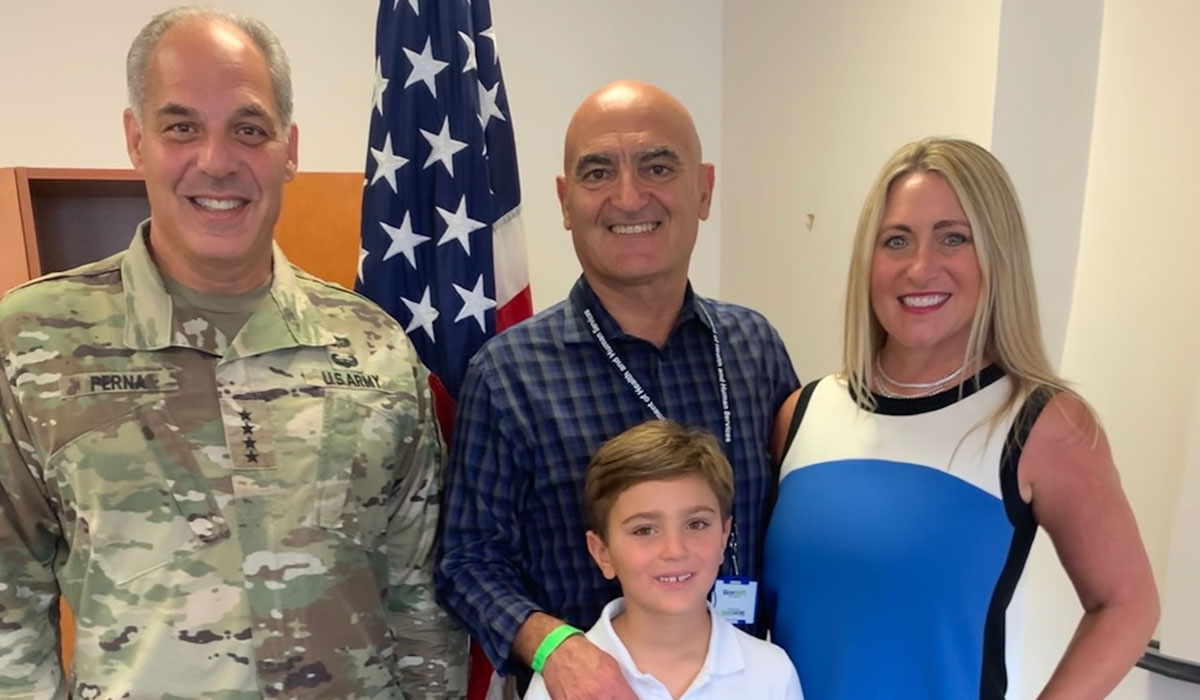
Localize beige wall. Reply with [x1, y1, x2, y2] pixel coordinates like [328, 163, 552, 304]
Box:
[1063, 0, 1200, 696]
[720, 0, 1002, 383]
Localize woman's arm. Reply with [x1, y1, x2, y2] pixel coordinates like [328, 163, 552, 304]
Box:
[770, 388, 803, 466]
[1021, 392, 1160, 699]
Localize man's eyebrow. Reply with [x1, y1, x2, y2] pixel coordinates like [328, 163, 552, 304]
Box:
[231, 104, 272, 121]
[637, 147, 681, 164]
[152, 103, 276, 125]
[155, 103, 196, 119]
[573, 153, 615, 177]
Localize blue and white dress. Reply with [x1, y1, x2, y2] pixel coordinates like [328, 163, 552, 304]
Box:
[764, 366, 1051, 700]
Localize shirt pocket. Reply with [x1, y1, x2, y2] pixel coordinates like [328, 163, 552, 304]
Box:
[51, 402, 229, 586]
[310, 390, 401, 547]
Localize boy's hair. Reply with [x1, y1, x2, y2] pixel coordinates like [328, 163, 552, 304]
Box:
[585, 420, 734, 538]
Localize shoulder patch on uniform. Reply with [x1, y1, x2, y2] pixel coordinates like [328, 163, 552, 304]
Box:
[61, 370, 179, 396]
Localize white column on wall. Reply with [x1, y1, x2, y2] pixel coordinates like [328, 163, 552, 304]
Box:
[988, 0, 1104, 369]
[984, 2, 1108, 696]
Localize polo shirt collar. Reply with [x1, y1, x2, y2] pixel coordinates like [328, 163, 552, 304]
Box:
[594, 597, 747, 694]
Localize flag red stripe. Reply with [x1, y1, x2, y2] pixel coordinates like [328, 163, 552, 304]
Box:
[496, 286, 532, 333]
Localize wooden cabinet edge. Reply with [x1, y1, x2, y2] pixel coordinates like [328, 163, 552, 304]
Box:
[0, 168, 33, 292]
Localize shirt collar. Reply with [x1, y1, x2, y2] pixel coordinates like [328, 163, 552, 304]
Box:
[593, 597, 746, 693]
[562, 275, 713, 346]
[121, 220, 334, 355]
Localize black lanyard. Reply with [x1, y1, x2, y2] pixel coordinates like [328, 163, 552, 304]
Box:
[580, 303, 732, 444]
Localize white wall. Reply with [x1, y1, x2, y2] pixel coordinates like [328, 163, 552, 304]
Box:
[1060, 0, 1200, 697]
[720, 0, 1002, 383]
[0, 0, 723, 310]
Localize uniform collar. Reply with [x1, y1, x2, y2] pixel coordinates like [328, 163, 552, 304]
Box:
[563, 275, 713, 346]
[121, 220, 334, 356]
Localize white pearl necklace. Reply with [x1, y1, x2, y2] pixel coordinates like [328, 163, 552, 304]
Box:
[874, 357, 967, 399]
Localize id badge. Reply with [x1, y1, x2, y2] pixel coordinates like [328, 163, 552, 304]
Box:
[711, 576, 757, 627]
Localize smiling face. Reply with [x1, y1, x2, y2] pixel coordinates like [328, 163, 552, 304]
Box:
[123, 18, 297, 292]
[870, 171, 982, 365]
[557, 82, 715, 297]
[586, 475, 730, 621]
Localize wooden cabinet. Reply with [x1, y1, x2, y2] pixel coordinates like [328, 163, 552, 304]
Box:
[0, 166, 364, 674]
[0, 167, 362, 291]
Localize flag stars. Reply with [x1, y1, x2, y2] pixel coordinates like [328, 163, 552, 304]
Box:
[478, 79, 506, 131]
[453, 275, 497, 332]
[370, 133, 408, 192]
[380, 212, 431, 268]
[459, 31, 477, 73]
[358, 248, 369, 282]
[372, 57, 389, 115]
[436, 196, 486, 255]
[479, 25, 498, 64]
[401, 287, 439, 342]
[421, 117, 468, 177]
[403, 37, 449, 98]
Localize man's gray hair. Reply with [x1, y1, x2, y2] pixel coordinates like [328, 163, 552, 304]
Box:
[126, 6, 293, 126]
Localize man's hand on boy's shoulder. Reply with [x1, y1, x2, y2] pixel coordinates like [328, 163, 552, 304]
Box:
[543, 635, 637, 700]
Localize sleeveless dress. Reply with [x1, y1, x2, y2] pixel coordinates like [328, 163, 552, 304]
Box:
[764, 366, 1051, 700]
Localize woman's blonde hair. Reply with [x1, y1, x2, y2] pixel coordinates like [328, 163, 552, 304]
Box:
[843, 138, 1075, 423]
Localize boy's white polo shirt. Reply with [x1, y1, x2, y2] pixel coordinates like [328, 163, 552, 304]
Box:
[524, 598, 804, 700]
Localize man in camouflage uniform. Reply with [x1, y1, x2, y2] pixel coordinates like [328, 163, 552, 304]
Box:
[0, 7, 465, 699]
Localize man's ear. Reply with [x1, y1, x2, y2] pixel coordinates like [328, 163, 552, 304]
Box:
[284, 123, 299, 182]
[697, 162, 716, 221]
[123, 109, 144, 171]
[556, 175, 571, 230]
[586, 529, 616, 580]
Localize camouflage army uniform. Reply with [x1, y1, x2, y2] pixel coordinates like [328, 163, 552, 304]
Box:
[0, 224, 466, 699]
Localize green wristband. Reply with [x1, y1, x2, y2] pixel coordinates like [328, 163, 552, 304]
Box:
[530, 624, 582, 674]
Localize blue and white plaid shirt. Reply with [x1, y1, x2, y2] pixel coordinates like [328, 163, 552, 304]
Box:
[435, 276, 798, 672]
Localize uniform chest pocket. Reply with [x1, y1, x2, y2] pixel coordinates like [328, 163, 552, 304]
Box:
[51, 403, 230, 586]
[311, 392, 401, 544]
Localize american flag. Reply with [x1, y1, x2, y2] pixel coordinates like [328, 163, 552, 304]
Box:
[356, 0, 531, 407]
[355, 2, 529, 697]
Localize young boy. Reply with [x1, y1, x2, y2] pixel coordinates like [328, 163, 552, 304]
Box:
[524, 420, 804, 700]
